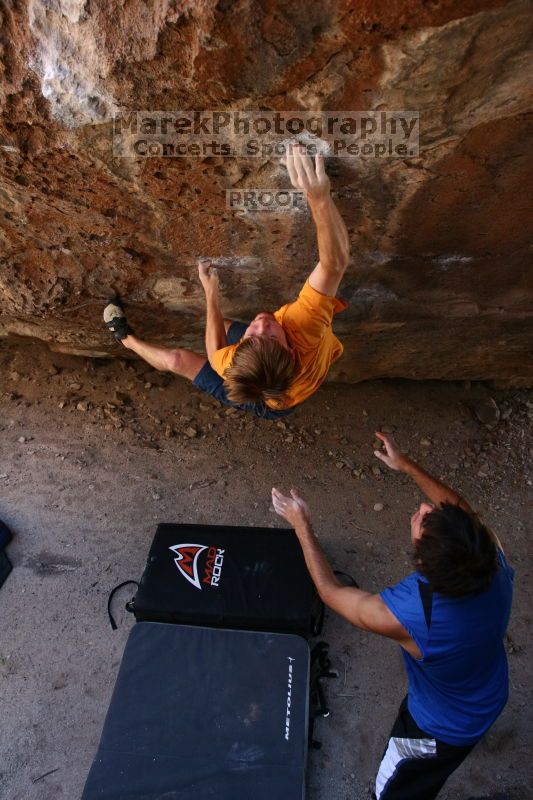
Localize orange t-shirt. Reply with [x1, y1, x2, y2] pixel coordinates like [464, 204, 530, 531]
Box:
[210, 280, 348, 409]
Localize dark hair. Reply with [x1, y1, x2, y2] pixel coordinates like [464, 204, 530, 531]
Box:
[223, 336, 295, 405]
[415, 503, 498, 597]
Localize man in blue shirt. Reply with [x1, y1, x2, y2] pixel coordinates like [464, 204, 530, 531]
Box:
[272, 432, 514, 800]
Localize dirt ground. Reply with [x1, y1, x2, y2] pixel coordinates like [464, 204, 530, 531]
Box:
[0, 338, 531, 800]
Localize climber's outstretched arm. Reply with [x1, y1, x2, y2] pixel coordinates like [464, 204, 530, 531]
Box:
[285, 143, 350, 297]
[307, 193, 350, 297]
[198, 260, 227, 363]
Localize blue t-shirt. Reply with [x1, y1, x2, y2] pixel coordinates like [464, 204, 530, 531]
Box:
[380, 548, 514, 746]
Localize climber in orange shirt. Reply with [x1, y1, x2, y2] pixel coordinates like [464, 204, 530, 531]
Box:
[104, 144, 350, 420]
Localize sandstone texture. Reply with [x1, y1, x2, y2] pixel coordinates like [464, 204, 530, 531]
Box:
[0, 0, 532, 383]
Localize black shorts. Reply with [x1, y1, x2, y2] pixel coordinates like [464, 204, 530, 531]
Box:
[192, 321, 297, 421]
[375, 697, 478, 800]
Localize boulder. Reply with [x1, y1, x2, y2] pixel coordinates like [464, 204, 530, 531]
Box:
[0, 0, 531, 384]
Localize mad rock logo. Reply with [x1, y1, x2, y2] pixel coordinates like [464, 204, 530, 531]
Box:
[170, 543, 225, 590]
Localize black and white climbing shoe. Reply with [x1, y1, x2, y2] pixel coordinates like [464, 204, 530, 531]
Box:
[103, 296, 133, 341]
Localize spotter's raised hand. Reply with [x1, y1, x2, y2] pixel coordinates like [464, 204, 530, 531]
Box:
[271, 487, 311, 528]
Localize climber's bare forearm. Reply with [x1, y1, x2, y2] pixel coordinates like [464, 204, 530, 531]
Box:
[308, 194, 350, 296]
[204, 290, 227, 362]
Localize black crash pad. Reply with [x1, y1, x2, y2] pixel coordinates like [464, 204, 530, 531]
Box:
[82, 621, 310, 800]
[130, 523, 322, 639]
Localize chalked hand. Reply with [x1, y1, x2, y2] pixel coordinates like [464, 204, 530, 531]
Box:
[284, 142, 330, 203]
[198, 259, 220, 294]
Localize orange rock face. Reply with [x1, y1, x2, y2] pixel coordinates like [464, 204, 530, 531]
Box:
[0, 0, 531, 383]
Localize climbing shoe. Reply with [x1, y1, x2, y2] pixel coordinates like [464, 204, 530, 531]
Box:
[103, 296, 133, 341]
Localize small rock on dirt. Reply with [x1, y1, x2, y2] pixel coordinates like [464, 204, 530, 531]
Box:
[114, 391, 132, 405]
[473, 397, 500, 428]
